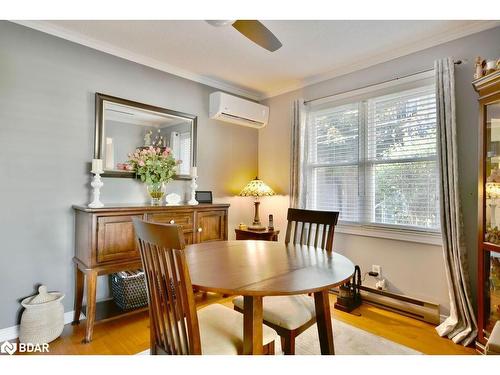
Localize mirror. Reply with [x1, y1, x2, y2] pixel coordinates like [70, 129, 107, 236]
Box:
[94, 93, 197, 179]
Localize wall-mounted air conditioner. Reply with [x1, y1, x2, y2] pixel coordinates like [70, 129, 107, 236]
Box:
[209, 91, 269, 129]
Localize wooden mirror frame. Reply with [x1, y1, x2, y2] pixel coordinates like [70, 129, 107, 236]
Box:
[94, 93, 197, 179]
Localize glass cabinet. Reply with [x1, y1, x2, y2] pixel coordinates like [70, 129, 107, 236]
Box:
[474, 70, 500, 349]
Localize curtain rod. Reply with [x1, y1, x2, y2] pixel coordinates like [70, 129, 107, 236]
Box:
[303, 60, 463, 105]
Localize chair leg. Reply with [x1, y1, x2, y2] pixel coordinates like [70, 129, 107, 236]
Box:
[280, 332, 296, 355]
[149, 322, 158, 355]
[150, 343, 158, 355]
[263, 341, 275, 355]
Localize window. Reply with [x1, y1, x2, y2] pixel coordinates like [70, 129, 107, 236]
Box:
[305, 82, 439, 232]
[178, 132, 191, 175]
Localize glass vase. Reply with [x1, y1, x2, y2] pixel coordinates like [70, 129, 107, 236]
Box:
[146, 182, 166, 206]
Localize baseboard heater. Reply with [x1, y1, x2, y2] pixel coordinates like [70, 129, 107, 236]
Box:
[331, 286, 440, 325]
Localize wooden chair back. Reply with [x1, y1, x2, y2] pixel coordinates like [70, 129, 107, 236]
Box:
[133, 218, 201, 355]
[284, 208, 339, 251]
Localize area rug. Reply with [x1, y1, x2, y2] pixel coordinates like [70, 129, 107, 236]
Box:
[137, 319, 421, 355]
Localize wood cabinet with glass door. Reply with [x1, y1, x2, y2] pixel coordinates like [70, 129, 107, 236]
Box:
[474, 70, 500, 350]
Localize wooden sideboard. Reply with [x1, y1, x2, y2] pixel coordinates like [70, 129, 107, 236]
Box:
[72, 203, 229, 343]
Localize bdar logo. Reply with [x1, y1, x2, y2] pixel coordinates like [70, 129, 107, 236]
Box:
[0, 341, 17, 355]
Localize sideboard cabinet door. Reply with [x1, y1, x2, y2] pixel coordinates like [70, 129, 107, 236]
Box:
[96, 215, 142, 264]
[196, 210, 227, 242]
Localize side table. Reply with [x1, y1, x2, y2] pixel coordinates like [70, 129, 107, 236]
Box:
[235, 228, 280, 241]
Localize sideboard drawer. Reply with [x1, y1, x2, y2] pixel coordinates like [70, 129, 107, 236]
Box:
[96, 215, 142, 264]
[146, 211, 194, 231]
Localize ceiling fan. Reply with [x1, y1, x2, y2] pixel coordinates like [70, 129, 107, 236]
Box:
[206, 20, 282, 52]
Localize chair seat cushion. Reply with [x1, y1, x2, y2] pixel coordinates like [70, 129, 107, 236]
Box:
[486, 321, 500, 354]
[198, 304, 277, 355]
[233, 295, 316, 330]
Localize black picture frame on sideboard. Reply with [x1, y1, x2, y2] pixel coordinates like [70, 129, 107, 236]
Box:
[195, 191, 213, 204]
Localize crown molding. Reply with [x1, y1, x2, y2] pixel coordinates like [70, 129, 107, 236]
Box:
[261, 20, 500, 99]
[11, 20, 263, 101]
[10, 20, 500, 101]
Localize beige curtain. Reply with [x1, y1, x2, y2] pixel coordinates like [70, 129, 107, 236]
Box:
[290, 99, 306, 208]
[435, 58, 477, 346]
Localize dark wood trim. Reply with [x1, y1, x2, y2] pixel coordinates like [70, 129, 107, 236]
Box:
[482, 241, 500, 252]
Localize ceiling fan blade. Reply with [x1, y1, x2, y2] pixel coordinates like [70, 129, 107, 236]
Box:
[232, 20, 282, 52]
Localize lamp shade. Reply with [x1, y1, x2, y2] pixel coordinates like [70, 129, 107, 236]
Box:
[238, 177, 275, 197]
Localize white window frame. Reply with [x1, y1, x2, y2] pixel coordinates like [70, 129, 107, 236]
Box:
[304, 70, 442, 245]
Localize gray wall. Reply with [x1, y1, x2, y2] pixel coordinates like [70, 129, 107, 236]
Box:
[259, 26, 500, 314]
[0, 21, 257, 329]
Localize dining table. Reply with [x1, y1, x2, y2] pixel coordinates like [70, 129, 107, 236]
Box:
[185, 240, 355, 355]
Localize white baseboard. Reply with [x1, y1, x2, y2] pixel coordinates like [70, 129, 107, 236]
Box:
[0, 311, 86, 342]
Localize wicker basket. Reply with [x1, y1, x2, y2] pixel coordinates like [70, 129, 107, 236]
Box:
[19, 285, 64, 344]
[111, 270, 148, 310]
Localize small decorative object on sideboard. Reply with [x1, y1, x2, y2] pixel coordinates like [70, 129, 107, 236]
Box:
[19, 285, 65, 344]
[88, 159, 104, 208]
[188, 167, 199, 205]
[195, 190, 213, 204]
[268, 214, 274, 231]
[165, 192, 182, 205]
[127, 146, 180, 205]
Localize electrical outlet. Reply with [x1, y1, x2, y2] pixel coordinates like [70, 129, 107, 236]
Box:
[372, 265, 381, 275]
[375, 279, 386, 290]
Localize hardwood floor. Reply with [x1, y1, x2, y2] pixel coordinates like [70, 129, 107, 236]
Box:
[34, 293, 475, 355]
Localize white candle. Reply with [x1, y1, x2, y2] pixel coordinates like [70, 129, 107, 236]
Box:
[191, 166, 198, 178]
[105, 138, 114, 170]
[91, 159, 103, 174]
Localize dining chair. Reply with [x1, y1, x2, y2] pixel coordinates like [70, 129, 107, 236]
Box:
[133, 218, 277, 355]
[233, 208, 339, 354]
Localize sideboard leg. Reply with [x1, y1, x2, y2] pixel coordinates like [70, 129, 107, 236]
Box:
[83, 271, 97, 343]
[72, 265, 84, 325]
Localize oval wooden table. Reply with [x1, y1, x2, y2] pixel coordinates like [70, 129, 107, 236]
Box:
[185, 240, 355, 355]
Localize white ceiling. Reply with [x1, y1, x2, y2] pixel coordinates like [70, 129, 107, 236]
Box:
[15, 20, 500, 99]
